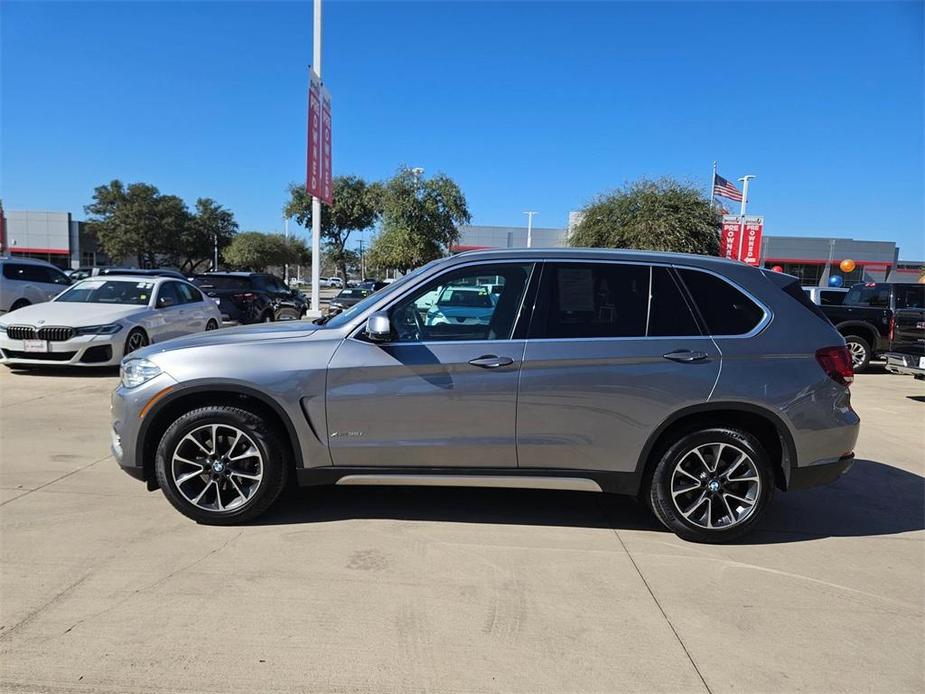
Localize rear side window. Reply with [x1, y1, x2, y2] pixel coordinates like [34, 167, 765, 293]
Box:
[678, 269, 765, 336]
[193, 276, 252, 291]
[820, 290, 846, 306]
[177, 283, 203, 304]
[648, 267, 701, 337]
[845, 284, 890, 307]
[2, 263, 68, 285]
[894, 284, 925, 309]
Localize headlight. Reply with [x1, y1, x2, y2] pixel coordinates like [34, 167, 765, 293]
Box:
[0, 324, 6, 334]
[121, 358, 162, 388]
[76, 323, 123, 335]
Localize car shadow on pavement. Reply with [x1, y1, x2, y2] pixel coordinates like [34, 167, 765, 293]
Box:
[256, 459, 923, 543]
[4, 366, 119, 378]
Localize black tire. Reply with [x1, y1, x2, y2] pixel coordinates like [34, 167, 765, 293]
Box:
[123, 328, 149, 356]
[205, 319, 219, 331]
[843, 334, 871, 373]
[262, 311, 274, 323]
[647, 427, 775, 543]
[154, 405, 288, 525]
[9, 299, 30, 312]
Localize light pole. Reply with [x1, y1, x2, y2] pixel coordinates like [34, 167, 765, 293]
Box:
[738, 175, 755, 216]
[523, 211, 537, 248]
[284, 217, 290, 284]
[309, 0, 323, 314]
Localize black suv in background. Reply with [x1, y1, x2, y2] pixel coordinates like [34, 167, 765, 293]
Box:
[820, 282, 925, 371]
[192, 272, 307, 324]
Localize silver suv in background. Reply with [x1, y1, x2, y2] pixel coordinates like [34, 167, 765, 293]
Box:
[111, 249, 860, 543]
[0, 257, 71, 314]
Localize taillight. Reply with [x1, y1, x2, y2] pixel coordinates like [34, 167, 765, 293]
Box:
[815, 346, 854, 387]
[232, 292, 257, 302]
[888, 315, 895, 342]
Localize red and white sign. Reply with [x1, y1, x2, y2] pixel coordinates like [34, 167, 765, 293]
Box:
[306, 70, 322, 198]
[721, 216, 743, 261]
[740, 217, 764, 266]
[320, 85, 333, 205]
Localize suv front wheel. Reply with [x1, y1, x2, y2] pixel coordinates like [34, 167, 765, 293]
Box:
[154, 406, 288, 524]
[648, 427, 774, 543]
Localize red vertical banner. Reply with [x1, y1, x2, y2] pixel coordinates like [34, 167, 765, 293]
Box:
[720, 216, 743, 261]
[740, 217, 764, 266]
[320, 86, 333, 205]
[306, 70, 322, 197]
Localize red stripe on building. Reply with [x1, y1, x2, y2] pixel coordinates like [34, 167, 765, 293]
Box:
[10, 247, 70, 255]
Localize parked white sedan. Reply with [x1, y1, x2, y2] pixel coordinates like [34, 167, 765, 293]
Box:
[0, 276, 223, 368]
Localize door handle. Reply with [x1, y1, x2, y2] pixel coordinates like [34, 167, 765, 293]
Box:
[468, 355, 514, 369]
[663, 350, 708, 363]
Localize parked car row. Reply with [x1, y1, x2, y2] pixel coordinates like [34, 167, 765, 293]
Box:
[0, 274, 223, 368]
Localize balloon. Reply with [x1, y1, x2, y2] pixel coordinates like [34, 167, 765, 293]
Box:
[839, 259, 856, 273]
[828, 275, 844, 287]
[771, 265, 784, 273]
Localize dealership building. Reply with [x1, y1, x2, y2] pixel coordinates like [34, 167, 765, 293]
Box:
[0, 209, 110, 269]
[454, 224, 922, 285]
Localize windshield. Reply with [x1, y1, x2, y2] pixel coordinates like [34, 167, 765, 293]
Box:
[56, 279, 154, 305]
[323, 262, 443, 329]
[337, 289, 370, 299]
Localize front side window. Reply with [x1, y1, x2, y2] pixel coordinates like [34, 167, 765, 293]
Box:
[845, 284, 890, 308]
[388, 263, 532, 342]
[156, 282, 182, 307]
[678, 269, 765, 336]
[56, 279, 154, 305]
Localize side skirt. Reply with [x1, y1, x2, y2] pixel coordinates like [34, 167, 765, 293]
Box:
[295, 466, 643, 496]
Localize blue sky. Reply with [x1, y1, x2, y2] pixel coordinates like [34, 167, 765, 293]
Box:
[2, 1, 923, 258]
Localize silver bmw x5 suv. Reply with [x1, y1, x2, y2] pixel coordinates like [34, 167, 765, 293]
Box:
[111, 249, 859, 542]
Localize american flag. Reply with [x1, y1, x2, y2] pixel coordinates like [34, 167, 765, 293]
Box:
[713, 173, 743, 202]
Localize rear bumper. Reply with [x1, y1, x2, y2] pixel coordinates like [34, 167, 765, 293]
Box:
[789, 454, 855, 490]
[884, 353, 925, 379]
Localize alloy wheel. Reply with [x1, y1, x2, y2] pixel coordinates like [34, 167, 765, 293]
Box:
[847, 341, 867, 369]
[170, 424, 264, 512]
[125, 331, 148, 354]
[669, 442, 761, 530]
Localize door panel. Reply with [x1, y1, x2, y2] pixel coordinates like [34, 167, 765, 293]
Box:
[517, 338, 719, 472]
[516, 261, 720, 472]
[326, 338, 525, 467]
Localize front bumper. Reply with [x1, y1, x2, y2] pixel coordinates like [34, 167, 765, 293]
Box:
[0, 332, 122, 366]
[111, 372, 179, 482]
[884, 352, 925, 379]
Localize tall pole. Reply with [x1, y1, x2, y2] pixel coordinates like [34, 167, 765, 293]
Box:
[709, 161, 717, 211]
[213, 233, 218, 270]
[739, 174, 755, 216]
[310, 0, 322, 313]
[284, 218, 290, 284]
[524, 210, 537, 248]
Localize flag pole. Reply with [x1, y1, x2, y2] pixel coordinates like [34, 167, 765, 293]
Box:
[710, 161, 717, 210]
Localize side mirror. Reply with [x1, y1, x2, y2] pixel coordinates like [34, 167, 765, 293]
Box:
[365, 311, 392, 342]
[158, 296, 176, 308]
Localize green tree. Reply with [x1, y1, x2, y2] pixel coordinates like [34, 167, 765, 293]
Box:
[85, 181, 191, 267]
[366, 167, 470, 273]
[223, 232, 310, 271]
[284, 176, 380, 281]
[569, 177, 720, 256]
[179, 198, 239, 272]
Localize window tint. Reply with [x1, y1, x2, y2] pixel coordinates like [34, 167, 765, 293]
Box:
[156, 282, 182, 307]
[532, 263, 649, 339]
[2, 263, 67, 284]
[388, 263, 532, 342]
[845, 284, 890, 308]
[894, 284, 925, 309]
[678, 269, 764, 335]
[648, 267, 701, 336]
[177, 282, 203, 303]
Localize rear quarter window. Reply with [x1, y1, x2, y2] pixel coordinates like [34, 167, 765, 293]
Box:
[678, 269, 765, 335]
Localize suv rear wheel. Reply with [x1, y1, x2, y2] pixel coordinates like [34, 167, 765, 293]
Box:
[648, 427, 774, 543]
[154, 406, 288, 524]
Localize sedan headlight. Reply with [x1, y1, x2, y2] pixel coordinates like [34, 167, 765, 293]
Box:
[76, 323, 123, 335]
[0, 324, 6, 334]
[121, 358, 162, 388]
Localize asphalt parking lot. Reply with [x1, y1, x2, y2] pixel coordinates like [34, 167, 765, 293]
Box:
[0, 365, 922, 694]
